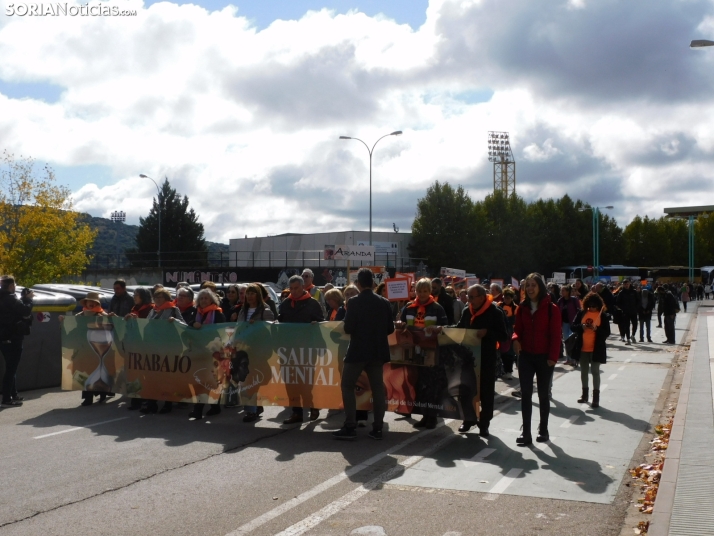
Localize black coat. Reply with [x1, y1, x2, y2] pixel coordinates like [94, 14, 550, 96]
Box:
[343, 289, 395, 364]
[0, 290, 33, 342]
[109, 292, 134, 317]
[278, 295, 324, 323]
[616, 287, 638, 316]
[436, 288, 455, 324]
[570, 310, 611, 364]
[456, 302, 508, 359]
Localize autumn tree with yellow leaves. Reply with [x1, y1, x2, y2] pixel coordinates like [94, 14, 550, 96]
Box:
[0, 151, 96, 286]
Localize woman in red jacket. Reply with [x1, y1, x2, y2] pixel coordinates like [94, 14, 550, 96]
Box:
[513, 273, 562, 446]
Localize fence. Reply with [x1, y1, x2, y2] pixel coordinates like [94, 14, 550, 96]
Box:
[87, 250, 426, 272]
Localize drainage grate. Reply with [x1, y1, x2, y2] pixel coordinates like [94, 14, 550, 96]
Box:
[669, 318, 714, 535]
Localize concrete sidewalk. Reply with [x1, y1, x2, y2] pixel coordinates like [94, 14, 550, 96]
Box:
[650, 300, 714, 536]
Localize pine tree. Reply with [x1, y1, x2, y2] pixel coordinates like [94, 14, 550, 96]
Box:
[128, 178, 207, 268]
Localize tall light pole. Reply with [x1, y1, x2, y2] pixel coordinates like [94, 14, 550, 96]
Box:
[579, 205, 614, 279]
[339, 130, 402, 246]
[139, 174, 161, 267]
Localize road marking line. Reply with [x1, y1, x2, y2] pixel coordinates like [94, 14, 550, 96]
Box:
[226, 420, 453, 536]
[625, 358, 631, 363]
[600, 384, 608, 391]
[33, 417, 129, 439]
[618, 366, 625, 371]
[560, 416, 579, 428]
[483, 468, 523, 500]
[532, 437, 556, 456]
[608, 374, 617, 380]
[442, 532, 463, 536]
[272, 432, 458, 536]
[462, 448, 496, 468]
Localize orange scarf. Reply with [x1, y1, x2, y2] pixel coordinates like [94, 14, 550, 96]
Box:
[410, 295, 436, 328]
[83, 304, 104, 314]
[178, 302, 195, 313]
[131, 303, 153, 316]
[330, 309, 337, 321]
[197, 304, 222, 316]
[469, 294, 493, 324]
[290, 291, 311, 308]
[153, 301, 175, 312]
[304, 283, 315, 293]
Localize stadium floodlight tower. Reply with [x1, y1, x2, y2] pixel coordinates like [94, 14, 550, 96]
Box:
[110, 211, 126, 223]
[488, 131, 516, 196]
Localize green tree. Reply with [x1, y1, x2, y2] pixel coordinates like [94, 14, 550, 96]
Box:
[695, 213, 714, 266]
[409, 181, 477, 273]
[128, 178, 207, 268]
[0, 151, 96, 286]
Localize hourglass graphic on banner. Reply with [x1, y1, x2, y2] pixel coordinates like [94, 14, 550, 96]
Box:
[84, 322, 115, 392]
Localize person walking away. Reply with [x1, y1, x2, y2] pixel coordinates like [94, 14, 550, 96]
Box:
[615, 280, 638, 344]
[499, 289, 518, 380]
[279, 275, 325, 424]
[237, 284, 274, 423]
[705, 283, 712, 300]
[637, 286, 655, 343]
[557, 285, 581, 365]
[397, 278, 448, 428]
[0, 276, 33, 407]
[512, 273, 561, 446]
[333, 268, 394, 440]
[108, 279, 134, 318]
[456, 284, 507, 437]
[431, 278, 454, 324]
[658, 287, 679, 344]
[680, 283, 690, 312]
[570, 292, 610, 408]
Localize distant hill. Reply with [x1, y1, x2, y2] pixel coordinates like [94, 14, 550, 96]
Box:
[80, 214, 229, 268]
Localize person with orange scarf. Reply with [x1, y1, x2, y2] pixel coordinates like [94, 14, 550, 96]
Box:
[278, 274, 325, 424]
[139, 289, 185, 414]
[456, 284, 508, 436]
[60, 291, 111, 407]
[396, 278, 448, 429]
[187, 289, 226, 420]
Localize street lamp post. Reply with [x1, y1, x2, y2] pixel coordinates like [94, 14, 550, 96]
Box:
[139, 174, 161, 267]
[579, 205, 614, 279]
[339, 131, 402, 246]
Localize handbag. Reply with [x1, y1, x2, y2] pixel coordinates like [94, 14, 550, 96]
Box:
[564, 332, 578, 357]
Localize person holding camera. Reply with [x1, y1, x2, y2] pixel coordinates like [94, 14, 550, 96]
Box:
[0, 276, 33, 407]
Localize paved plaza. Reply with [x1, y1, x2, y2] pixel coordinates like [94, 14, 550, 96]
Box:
[0, 306, 704, 536]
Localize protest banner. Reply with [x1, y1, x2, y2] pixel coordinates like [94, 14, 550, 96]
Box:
[511, 277, 520, 289]
[553, 272, 566, 284]
[491, 278, 504, 288]
[61, 317, 481, 419]
[440, 267, 466, 278]
[395, 272, 415, 288]
[465, 276, 480, 287]
[349, 266, 386, 284]
[384, 278, 410, 301]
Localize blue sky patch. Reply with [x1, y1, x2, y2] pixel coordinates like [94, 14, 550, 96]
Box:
[0, 79, 63, 103]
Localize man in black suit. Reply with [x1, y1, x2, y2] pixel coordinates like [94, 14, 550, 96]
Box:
[334, 268, 395, 440]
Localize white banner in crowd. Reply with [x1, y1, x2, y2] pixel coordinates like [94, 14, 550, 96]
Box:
[384, 278, 410, 301]
[441, 267, 466, 278]
[553, 272, 566, 284]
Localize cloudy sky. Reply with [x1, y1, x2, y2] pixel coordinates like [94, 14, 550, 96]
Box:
[1, 0, 713, 243]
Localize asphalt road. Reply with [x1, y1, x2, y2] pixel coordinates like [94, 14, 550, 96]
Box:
[0, 316, 690, 536]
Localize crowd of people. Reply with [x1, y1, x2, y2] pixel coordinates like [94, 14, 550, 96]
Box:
[0, 269, 703, 445]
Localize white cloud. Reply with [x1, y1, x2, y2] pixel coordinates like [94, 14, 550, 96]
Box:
[0, 0, 713, 245]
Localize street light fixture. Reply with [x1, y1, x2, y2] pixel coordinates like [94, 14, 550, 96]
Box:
[691, 40, 714, 47]
[139, 174, 161, 268]
[339, 130, 402, 246]
[578, 205, 614, 279]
